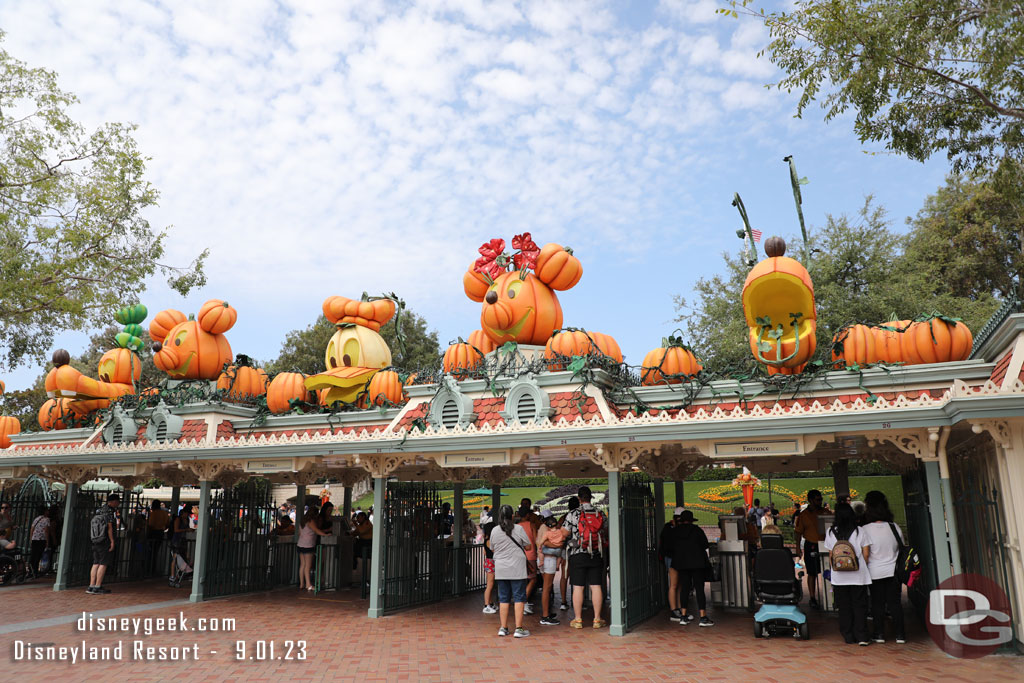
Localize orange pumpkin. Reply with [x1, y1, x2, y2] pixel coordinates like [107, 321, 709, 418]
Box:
[197, 300, 238, 335]
[0, 379, 4, 394]
[463, 265, 491, 302]
[544, 330, 623, 370]
[443, 342, 482, 378]
[149, 308, 187, 342]
[0, 415, 20, 448]
[322, 295, 396, 332]
[98, 347, 142, 384]
[641, 343, 702, 385]
[367, 370, 405, 406]
[872, 319, 910, 364]
[480, 271, 563, 345]
[901, 316, 973, 365]
[150, 300, 235, 380]
[831, 324, 878, 368]
[467, 329, 497, 355]
[267, 372, 313, 413]
[38, 398, 73, 431]
[742, 237, 817, 371]
[766, 364, 805, 376]
[534, 243, 583, 290]
[217, 361, 269, 400]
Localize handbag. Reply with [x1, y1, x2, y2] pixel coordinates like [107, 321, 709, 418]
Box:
[39, 547, 52, 573]
[507, 531, 539, 575]
[888, 522, 920, 585]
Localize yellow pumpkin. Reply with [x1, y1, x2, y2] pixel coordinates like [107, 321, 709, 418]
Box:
[325, 325, 391, 371]
[98, 347, 143, 385]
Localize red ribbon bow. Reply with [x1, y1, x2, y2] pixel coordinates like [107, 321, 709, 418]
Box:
[511, 232, 539, 270]
[474, 233, 540, 279]
[474, 238, 506, 280]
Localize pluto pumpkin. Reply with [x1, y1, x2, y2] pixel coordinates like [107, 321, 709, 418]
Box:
[38, 397, 74, 431]
[462, 234, 582, 346]
[742, 236, 817, 373]
[149, 300, 236, 380]
[304, 294, 397, 406]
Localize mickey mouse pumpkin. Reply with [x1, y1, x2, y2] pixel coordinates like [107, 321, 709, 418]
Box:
[149, 299, 235, 379]
[462, 234, 582, 346]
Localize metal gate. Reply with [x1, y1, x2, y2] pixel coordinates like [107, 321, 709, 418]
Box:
[65, 488, 145, 587]
[949, 446, 1019, 646]
[620, 473, 665, 630]
[203, 480, 277, 598]
[0, 476, 60, 554]
[382, 481, 445, 613]
[901, 467, 938, 614]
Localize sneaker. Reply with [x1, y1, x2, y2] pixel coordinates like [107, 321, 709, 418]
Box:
[559, 602, 568, 611]
[514, 628, 530, 638]
[570, 619, 583, 629]
[497, 627, 509, 637]
[482, 604, 497, 614]
[523, 604, 534, 615]
[94, 587, 111, 594]
[540, 616, 560, 626]
[86, 586, 97, 594]
[699, 616, 715, 627]
[679, 613, 690, 626]
[669, 608, 683, 622]
[593, 619, 607, 629]
[858, 641, 870, 647]
[873, 636, 885, 644]
[896, 637, 906, 644]
[684, 613, 695, 623]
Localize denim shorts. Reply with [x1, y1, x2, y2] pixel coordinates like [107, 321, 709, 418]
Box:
[496, 578, 527, 604]
[542, 555, 559, 574]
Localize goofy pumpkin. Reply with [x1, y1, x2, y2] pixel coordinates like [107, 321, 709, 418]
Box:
[462, 233, 582, 346]
[304, 295, 396, 406]
[46, 304, 149, 416]
[149, 299, 236, 379]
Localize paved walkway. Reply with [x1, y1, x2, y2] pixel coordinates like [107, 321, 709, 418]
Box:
[1, 580, 1021, 681]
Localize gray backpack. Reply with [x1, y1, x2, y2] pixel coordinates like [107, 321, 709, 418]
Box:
[90, 510, 109, 543]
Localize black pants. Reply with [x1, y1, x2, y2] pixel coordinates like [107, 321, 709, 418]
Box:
[147, 530, 164, 575]
[833, 584, 868, 643]
[30, 540, 47, 573]
[870, 575, 905, 640]
[677, 568, 706, 612]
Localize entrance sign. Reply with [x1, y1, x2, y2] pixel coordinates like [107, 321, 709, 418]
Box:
[0, 467, 18, 479]
[97, 463, 138, 477]
[243, 457, 296, 473]
[442, 452, 509, 468]
[712, 439, 803, 457]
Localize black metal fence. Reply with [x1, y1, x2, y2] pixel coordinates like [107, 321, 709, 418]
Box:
[64, 489, 147, 587]
[382, 482, 445, 613]
[203, 481, 277, 599]
[620, 473, 665, 630]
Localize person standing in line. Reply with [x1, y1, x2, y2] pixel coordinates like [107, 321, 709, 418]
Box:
[87, 493, 120, 594]
[146, 500, 170, 575]
[667, 510, 714, 626]
[482, 514, 498, 614]
[536, 509, 569, 625]
[794, 489, 825, 609]
[860, 491, 907, 644]
[297, 505, 331, 591]
[557, 496, 579, 612]
[29, 505, 53, 574]
[661, 508, 684, 621]
[489, 504, 532, 638]
[563, 486, 608, 629]
[822, 502, 873, 645]
[480, 505, 491, 525]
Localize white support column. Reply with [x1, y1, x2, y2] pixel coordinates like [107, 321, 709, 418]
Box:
[189, 479, 212, 603]
[53, 483, 77, 592]
[607, 470, 625, 636]
[367, 476, 387, 618]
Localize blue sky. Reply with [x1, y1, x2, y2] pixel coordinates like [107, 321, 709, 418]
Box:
[1, 0, 949, 390]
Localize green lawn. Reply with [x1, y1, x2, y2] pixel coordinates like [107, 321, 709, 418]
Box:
[351, 475, 904, 526]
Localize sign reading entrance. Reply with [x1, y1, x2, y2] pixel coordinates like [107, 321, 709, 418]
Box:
[442, 452, 509, 468]
[712, 439, 803, 457]
[0, 467, 18, 479]
[97, 463, 137, 477]
[243, 457, 296, 474]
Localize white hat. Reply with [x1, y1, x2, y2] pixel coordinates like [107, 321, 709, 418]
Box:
[540, 508, 554, 519]
[674, 507, 685, 516]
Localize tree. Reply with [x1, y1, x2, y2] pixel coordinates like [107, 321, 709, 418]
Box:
[728, 0, 1024, 172]
[0, 35, 207, 371]
[268, 309, 441, 375]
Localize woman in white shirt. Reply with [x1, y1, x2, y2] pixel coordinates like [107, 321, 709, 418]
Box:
[823, 502, 873, 645]
[860, 491, 906, 644]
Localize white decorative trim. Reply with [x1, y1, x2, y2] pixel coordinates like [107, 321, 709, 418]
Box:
[970, 419, 1013, 450]
[499, 378, 552, 425]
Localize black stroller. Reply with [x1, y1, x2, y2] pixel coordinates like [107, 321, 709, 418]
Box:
[753, 535, 809, 639]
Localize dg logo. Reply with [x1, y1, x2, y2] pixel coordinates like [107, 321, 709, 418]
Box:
[927, 573, 1013, 659]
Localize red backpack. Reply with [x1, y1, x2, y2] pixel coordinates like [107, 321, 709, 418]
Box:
[578, 509, 606, 556]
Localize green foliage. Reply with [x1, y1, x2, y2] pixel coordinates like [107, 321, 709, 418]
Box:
[267, 310, 441, 375]
[729, 0, 1024, 173]
[0, 34, 207, 370]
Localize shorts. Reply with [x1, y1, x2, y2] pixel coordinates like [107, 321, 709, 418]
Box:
[91, 541, 112, 567]
[297, 546, 315, 555]
[569, 552, 604, 587]
[664, 557, 672, 570]
[804, 542, 820, 576]
[496, 578, 527, 604]
[542, 555, 558, 574]
[484, 558, 495, 574]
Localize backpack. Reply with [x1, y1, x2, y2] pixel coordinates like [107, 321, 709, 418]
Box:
[578, 509, 605, 556]
[829, 528, 860, 572]
[90, 509, 109, 543]
[888, 522, 920, 584]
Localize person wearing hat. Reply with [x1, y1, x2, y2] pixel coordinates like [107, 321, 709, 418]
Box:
[536, 508, 569, 625]
[87, 493, 120, 594]
[666, 509, 714, 626]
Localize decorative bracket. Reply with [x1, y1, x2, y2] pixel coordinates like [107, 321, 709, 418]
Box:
[567, 443, 653, 472]
[150, 466, 194, 487]
[480, 465, 523, 485]
[864, 429, 933, 461]
[637, 445, 707, 480]
[179, 459, 239, 483]
[970, 419, 1013, 450]
[354, 453, 409, 478]
[43, 464, 97, 486]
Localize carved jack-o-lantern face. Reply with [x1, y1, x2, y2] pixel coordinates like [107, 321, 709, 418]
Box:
[324, 325, 391, 371]
[480, 271, 562, 345]
[98, 348, 142, 385]
[153, 320, 233, 380]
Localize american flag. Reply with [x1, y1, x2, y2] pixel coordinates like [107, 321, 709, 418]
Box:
[751, 228, 762, 242]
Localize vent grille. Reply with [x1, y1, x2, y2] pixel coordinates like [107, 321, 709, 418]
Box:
[516, 394, 537, 424]
[155, 421, 168, 442]
[111, 424, 123, 443]
[440, 399, 460, 429]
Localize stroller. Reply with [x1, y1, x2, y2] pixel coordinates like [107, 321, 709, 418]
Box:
[168, 542, 194, 588]
[753, 535, 809, 640]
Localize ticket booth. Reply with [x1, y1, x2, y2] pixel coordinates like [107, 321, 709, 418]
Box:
[713, 514, 752, 609]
